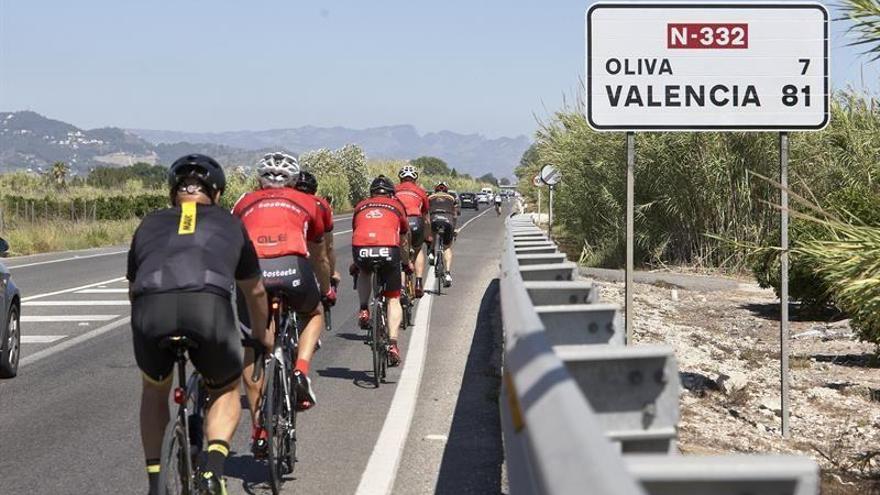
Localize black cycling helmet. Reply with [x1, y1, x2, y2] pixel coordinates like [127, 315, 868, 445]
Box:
[370, 175, 396, 196]
[168, 154, 226, 198]
[294, 170, 318, 194]
[434, 181, 449, 193]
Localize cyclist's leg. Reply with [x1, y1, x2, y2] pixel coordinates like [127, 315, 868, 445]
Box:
[183, 293, 244, 483]
[443, 221, 455, 272]
[408, 216, 427, 292]
[379, 248, 404, 343]
[353, 246, 374, 317]
[235, 287, 267, 434]
[284, 256, 323, 376]
[131, 294, 178, 493]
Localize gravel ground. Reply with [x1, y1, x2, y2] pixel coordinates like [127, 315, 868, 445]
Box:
[591, 274, 880, 494]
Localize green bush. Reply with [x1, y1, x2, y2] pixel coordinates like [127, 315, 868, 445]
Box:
[517, 90, 880, 313]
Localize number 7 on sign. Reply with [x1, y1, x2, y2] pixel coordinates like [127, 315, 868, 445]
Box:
[799, 59, 810, 76]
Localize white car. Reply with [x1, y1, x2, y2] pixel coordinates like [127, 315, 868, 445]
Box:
[476, 193, 490, 204]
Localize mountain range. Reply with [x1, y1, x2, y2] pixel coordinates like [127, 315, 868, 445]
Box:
[0, 111, 530, 178]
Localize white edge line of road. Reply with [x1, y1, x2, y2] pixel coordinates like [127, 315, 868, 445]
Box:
[457, 206, 494, 233]
[7, 250, 128, 270]
[20, 316, 131, 368]
[334, 229, 353, 236]
[355, 269, 436, 495]
[21, 276, 127, 302]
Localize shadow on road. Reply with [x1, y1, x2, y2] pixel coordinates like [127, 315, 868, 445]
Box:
[317, 366, 377, 388]
[436, 279, 505, 495]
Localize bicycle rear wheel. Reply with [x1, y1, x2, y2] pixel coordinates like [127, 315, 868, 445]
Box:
[265, 357, 295, 494]
[435, 247, 445, 295]
[158, 417, 194, 495]
[370, 300, 383, 387]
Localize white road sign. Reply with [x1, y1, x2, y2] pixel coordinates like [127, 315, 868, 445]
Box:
[586, 2, 828, 131]
[540, 165, 562, 186]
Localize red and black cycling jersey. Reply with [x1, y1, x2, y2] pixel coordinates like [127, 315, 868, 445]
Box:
[352, 196, 409, 247]
[314, 195, 334, 233]
[395, 181, 430, 217]
[232, 188, 324, 259]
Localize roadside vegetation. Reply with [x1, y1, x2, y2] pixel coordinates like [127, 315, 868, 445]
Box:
[515, 89, 880, 344]
[0, 145, 492, 256]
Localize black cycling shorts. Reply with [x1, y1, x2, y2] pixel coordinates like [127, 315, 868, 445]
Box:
[407, 216, 426, 247]
[131, 292, 243, 389]
[431, 215, 455, 247]
[353, 245, 402, 297]
[237, 255, 321, 335]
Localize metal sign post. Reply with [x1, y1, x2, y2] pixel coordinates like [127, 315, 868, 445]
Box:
[625, 132, 635, 345]
[533, 174, 543, 223]
[587, 2, 829, 436]
[540, 165, 563, 238]
[780, 132, 790, 437]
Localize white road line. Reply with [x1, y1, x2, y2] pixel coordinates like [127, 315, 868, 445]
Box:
[7, 250, 127, 269]
[21, 315, 118, 322]
[333, 229, 353, 236]
[23, 300, 130, 307]
[20, 317, 131, 367]
[356, 269, 436, 495]
[77, 288, 129, 294]
[21, 335, 66, 344]
[334, 214, 353, 221]
[21, 276, 126, 302]
[457, 207, 494, 233]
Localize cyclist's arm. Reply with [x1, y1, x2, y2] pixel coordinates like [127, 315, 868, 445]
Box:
[238, 276, 270, 349]
[309, 239, 331, 294]
[324, 232, 337, 280]
[237, 225, 270, 348]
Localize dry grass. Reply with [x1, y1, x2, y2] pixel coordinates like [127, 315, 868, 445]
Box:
[2, 218, 138, 255]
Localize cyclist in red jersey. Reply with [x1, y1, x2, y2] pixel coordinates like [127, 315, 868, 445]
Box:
[351, 175, 411, 366]
[394, 164, 430, 298]
[294, 170, 340, 305]
[232, 152, 331, 457]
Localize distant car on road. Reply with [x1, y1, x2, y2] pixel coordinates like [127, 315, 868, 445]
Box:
[0, 238, 20, 378]
[476, 193, 490, 204]
[459, 192, 478, 210]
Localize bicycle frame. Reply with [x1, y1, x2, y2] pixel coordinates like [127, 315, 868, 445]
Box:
[159, 338, 205, 495]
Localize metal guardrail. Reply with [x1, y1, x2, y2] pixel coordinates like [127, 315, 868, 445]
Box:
[499, 214, 819, 495]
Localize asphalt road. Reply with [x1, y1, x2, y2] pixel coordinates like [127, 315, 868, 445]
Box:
[0, 206, 507, 494]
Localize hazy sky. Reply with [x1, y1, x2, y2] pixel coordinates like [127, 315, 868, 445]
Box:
[1, 1, 876, 138]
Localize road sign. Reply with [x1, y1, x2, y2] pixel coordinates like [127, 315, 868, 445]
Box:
[540, 165, 562, 186]
[533, 175, 544, 187]
[586, 2, 829, 131]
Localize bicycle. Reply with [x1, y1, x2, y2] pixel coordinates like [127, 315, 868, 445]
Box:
[322, 278, 337, 333]
[431, 223, 449, 294]
[401, 248, 416, 329]
[253, 295, 299, 495]
[355, 262, 391, 388]
[157, 336, 208, 495]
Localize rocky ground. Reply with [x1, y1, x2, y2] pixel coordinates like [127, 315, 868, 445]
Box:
[594, 274, 880, 494]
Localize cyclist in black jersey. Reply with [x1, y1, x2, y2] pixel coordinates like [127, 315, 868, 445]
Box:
[127, 154, 269, 495]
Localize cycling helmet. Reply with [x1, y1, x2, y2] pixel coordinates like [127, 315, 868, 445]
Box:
[398, 164, 418, 181]
[370, 175, 396, 196]
[434, 182, 448, 193]
[167, 154, 226, 199]
[257, 152, 299, 188]
[294, 170, 318, 194]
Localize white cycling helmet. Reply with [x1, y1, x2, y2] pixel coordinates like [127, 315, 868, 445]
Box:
[398, 164, 418, 181]
[257, 152, 299, 188]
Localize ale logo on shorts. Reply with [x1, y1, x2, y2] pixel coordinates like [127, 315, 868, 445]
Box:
[365, 209, 384, 219]
[359, 247, 391, 258]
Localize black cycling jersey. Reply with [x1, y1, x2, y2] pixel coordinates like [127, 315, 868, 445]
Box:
[127, 203, 261, 298]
